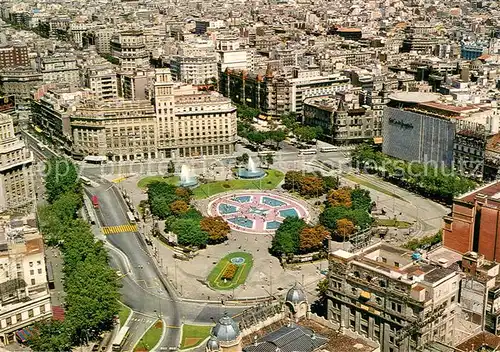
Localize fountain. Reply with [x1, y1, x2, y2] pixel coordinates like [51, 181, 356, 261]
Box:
[178, 164, 198, 187]
[237, 156, 266, 179]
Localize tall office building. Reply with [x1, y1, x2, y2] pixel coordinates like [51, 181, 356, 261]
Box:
[110, 30, 149, 72]
[0, 114, 35, 213]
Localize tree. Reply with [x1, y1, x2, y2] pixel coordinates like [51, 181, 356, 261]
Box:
[271, 217, 307, 256]
[172, 219, 208, 248]
[299, 176, 325, 198]
[167, 160, 175, 174]
[299, 225, 330, 252]
[280, 112, 299, 132]
[319, 206, 350, 231]
[327, 187, 352, 208]
[351, 187, 372, 212]
[247, 131, 268, 146]
[294, 126, 322, 143]
[237, 105, 260, 122]
[175, 187, 192, 202]
[265, 153, 274, 165]
[201, 216, 230, 244]
[316, 279, 329, 300]
[323, 175, 339, 191]
[29, 320, 72, 352]
[45, 158, 80, 203]
[336, 218, 355, 241]
[283, 171, 304, 192]
[268, 130, 286, 149]
[170, 200, 189, 215]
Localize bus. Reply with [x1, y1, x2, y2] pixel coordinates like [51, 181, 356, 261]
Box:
[91, 195, 99, 208]
[257, 150, 277, 156]
[111, 326, 130, 352]
[37, 142, 45, 151]
[126, 211, 136, 224]
[320, 146, 339, 153]
[299, 149, 317, 155]
[80, 176, 92, 186]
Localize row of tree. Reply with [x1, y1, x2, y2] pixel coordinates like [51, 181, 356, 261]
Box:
[282, 171, 339, 198]
[270, 217, 331, 257]
[148, 182, 231, 248]
[351, 144, 476, 203]
[31, 158, 120, 351]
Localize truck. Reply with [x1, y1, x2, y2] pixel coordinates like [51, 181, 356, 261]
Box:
[91, 195, 99, 208]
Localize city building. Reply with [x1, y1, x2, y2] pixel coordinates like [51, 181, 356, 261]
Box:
[302, 89, 386, 144]
[0, 114, 35, 213]
[93, 28, 115, 55]
[71, 99, 157, 161]
[327, 243, 461, 351]
[0, 214, 51, 345]
[154, 68, 237, 159]
[83, 64, 118, 101]
[0, 42, 29, 69]
[36, 55, 79, 85]
[110, 30, 149, 72]
[443, 181, 500, 262]
[170, 39, 217, 85]
[0, 68, 43, 107]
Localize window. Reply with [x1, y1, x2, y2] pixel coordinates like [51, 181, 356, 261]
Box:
[30, 270, 34, 275]
[38, 269, 42, 274]
[28, 309, 34, 318]
[6, 317, 12, 326]
[394, 262, 400, 268]
[40, 305, 45, 314]
[16, 313, 21, 322]
[29, 262, 33, 267]
[31, 278, 35, 285]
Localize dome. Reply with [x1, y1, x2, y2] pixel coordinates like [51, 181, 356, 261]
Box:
[286, 283, 307, 304]
[206, 336, 220, 351]
[212, 313, 240, 342]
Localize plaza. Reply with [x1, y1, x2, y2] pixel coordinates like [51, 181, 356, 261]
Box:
[207, 190, 310, 234]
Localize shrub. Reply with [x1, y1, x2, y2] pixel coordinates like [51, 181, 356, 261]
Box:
[221, 263, 238, 280]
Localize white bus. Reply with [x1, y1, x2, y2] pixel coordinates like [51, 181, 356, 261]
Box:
[320, 146, 339, 153]
[126, 211, 136, 224]
[79, 176, 92, 186]
[257, 150, 277, 156]
[112, 326, 130, 352]
[299, 149, 317, 155]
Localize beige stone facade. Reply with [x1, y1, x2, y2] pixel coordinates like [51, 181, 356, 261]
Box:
[154, 68, 237, 159]
[71, 100, 157, 161]
[0, 114, 35, 213]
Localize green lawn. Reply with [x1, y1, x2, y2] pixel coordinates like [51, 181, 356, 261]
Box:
[344, 174, 405, 201]
[134, 320, 163, 351]
[207, 252, 254, 290]
[180, 324, 213, 350]
[137, 176, 179, 189]
[375, 218, 412, 229]
[118, 303, 131, 326]
[193, 169, 284, 199]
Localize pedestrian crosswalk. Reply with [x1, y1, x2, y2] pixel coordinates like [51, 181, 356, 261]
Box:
[102, 224, 138, 235]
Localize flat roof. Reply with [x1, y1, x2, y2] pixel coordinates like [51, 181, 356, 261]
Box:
[459, 181, 500, 203]
[388, 92, 440, 104]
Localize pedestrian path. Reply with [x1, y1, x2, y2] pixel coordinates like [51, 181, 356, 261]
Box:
[102, 224, 138, 234]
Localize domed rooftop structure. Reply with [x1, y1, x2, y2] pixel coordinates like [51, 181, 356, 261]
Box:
[206, 336, 220, 351]
[286, 283, 307, 304]
[212, 313, 240, 342]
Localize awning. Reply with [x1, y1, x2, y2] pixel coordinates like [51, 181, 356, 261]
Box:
[360, 290, 371, 299]
[16, 326, 35, 342]
[373, 137, 383, 144]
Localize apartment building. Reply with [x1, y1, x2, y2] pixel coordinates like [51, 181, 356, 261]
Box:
[215, 36, 254, 75]
[327, 243, 460, 352]
[94, 28, 115, 54]
[0, 43, 29, 69]
[110, 30, 149, 72]
[83, 64, 118, 100]
[170, 39, 217, 85]
[71, 99, 157, 161]
[154, 68, 237, 159]
[0, 68, 43, 107]
[0, 114, 35, 213]
[36, 55, 79, 85]
[0, 214, 51, 345]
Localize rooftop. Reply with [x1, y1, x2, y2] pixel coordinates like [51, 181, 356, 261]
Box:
[388, 92, 439, 104]
[458, 181, 500, 203]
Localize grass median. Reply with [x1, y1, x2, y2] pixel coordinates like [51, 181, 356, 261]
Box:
[118, 303, 131, 326]
[180, 324, 213, 350]
[134, 320, 163, 352]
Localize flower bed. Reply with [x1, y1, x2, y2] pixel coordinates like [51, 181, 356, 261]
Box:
[221, 263, 238, 280]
